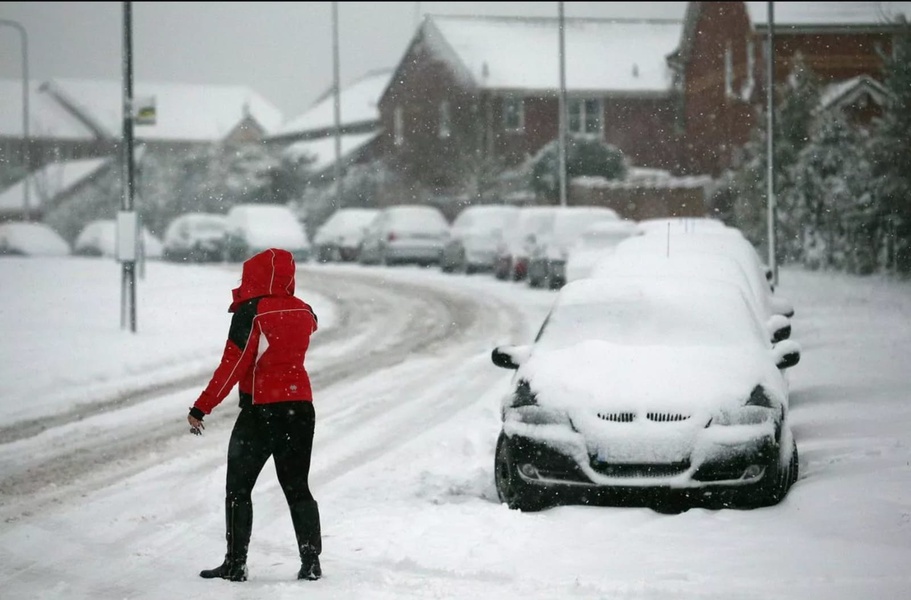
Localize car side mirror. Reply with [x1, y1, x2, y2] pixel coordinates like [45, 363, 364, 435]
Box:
[773, 339, 801, 370]
[491, 344, 531, 370]
[770, 296, 795, 319]
[766, 314, 792, 343]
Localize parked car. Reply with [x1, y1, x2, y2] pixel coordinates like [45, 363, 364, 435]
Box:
[491, 276, 801, 512]
[636, 216, 728, 236]
[0, 222, 71, 257]
[162, 212, 227, 263]
[358, 204, 450, 266]
[591, 250, 792, 337]
[312, 207, 379, 263]
[526, 206, 620, 289]
[223, 203, 311, 263]
[564, 220, 642, 284]
[74, 219, 163, 259]
[614, 228, 794, 318]
[493, 206, 560, 281]
[440, 204, 520, 274]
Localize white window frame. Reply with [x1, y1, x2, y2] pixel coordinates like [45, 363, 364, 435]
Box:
[439, 100, 451, 139]
[741, 37, 756, 99]
[502, 96, 524, 132]
[394, 106, 404, 146]
[567, 98, 603, 136]
[724, 41, 734, 98]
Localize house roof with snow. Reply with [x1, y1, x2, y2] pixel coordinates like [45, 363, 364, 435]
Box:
[271, 69, 392, 141]
[415, 15, 683, 95]
[818, 75, 890, 113]
[36, 78, 284, 142]
[745, 1, 911, 30]
[0, 80, 96, 140]
[0, 157, 111, 216]
[283, 131, 379, 177]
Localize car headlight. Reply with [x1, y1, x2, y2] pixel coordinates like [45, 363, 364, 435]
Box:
[511, 379, 537, 408]
[507, 380, 569, 425]
[706, 385, 776, 426]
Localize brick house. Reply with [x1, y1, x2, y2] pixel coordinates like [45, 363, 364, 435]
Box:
[670, 1, 909, 176]
[376, 14, 686, 203]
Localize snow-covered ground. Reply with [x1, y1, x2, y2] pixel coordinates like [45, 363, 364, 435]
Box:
[0, 256, 910, 599]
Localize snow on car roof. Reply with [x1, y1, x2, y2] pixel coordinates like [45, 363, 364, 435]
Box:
[518, 276, 782, 416]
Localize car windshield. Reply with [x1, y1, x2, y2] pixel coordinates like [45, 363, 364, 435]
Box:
[535, 281, 766, 352]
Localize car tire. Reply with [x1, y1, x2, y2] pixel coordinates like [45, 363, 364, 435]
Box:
[749, 436, 798, 508]
[494, 432, 548, 512]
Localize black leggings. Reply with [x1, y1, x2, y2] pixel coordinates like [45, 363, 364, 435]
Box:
[225, 401, 316, 507]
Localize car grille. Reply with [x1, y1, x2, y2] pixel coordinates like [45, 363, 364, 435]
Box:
[596, 412, 691, 423]
[589, 461, 691, 478]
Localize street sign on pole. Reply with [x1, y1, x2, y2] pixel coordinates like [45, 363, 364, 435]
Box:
[133, 96, 156, 126]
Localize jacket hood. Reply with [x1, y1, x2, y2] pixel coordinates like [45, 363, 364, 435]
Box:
[228, 248, 296, 312]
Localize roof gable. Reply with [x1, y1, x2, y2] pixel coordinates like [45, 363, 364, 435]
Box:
[0, 157, 111, 215]
[272, 69, 392, 139]
[746, 1, 911, 29]
[37, 78, 284, 142]
[0, 80, 96, 140]
[421, 15, 683, 94]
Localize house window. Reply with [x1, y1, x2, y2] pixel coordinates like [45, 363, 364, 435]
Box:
[568, 98, 603, 135]
[724, 41, 734, 98]
[394, 106, 404, 146]
[742, 37, 756, 99]
[439, 100, 451, 139]
[503, 97, 524, 131]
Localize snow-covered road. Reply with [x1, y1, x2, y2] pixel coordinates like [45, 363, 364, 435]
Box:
[0, 260, 909, 599]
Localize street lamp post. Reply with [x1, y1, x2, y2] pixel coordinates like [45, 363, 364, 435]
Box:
[331, 2, 343, 211]
[0, 19, 31, 219]
[557, 2, 568, 207]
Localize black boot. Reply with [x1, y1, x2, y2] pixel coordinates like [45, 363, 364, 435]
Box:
[200, 497, 252, 582]
[289, 500, 322, 580]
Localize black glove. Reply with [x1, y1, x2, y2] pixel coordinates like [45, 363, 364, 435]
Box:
[188, 406, 206, 436]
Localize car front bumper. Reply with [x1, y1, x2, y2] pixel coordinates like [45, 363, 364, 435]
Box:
[502, 413, 779, 491]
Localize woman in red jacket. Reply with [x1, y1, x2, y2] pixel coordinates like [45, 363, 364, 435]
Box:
[187, 247, 321, 583]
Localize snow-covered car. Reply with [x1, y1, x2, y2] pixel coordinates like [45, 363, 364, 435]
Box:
[440, 204, 520, 274]
[0, 221, 71, 257]
[493, 206, 560, 281]
[525, 206, 621, 289]
[358, 204, 450, 266]
[312, 207, 379, 263]
[564, 220, 642, 284]
[223, 203, 311, 263]
[635, 216, 728, 236]
[615, 228, 795, 318]
[490, 276, 801, 512]
[591, 251, 792, 339]
[162, 212, 227, 263]
[74, 219, 163, 259]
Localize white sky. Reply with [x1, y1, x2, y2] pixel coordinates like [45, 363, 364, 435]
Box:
[0, 2, 689, 117]
[0, 252, 910, 597]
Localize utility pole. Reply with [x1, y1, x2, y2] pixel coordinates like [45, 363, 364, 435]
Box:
[332, 1, 343, 210]
[766, 1, 778, 287]
[557, 2, 568, 207]
[0, 19, 30, 218]
[120, 1, 137, 333]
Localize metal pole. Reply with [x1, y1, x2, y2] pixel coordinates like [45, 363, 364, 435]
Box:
[122, 1, 137, 333]
[557, 2, 568, 207]
[331, 1, 343, 209]
[766, 1, 778, 287]
[0, 19, 30, 219]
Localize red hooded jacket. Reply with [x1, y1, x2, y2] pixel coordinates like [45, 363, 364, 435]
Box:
[193, 248, 318, 415]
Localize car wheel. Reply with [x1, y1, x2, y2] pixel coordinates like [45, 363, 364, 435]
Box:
[494, 432, 548, 512]
[749, 436, 797, 508]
